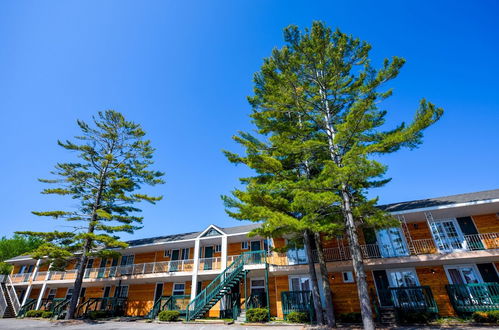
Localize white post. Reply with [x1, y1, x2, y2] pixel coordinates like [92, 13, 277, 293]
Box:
[190, 239, 201, 302]
[35, 283, 47, 310]
[22, 260, 41, 306]
[221, 235, 228, 270]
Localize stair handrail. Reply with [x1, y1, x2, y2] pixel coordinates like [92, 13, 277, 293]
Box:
[0, 283, 7, 318]
[186, 250, 266, 320]
[18, 298, 37, 317]
[6, 276, 20, 314]
[147, 295, 171, 319]
[75, 298, 91, 317]
[52, 298, 71, 318]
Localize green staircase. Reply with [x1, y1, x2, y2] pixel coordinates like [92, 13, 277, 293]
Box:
[186, 250, 266, 321]
[147, 295, 190, 319]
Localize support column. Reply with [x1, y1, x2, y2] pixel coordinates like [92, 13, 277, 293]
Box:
[35, 263, 52, 310]
[35, 282, 47, 310]
[22, 259, 41, 306]
[190, 238, 201, 302]
[221, 235, 228, 270]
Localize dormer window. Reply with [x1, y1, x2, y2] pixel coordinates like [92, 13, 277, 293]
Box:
[202, 228, 222, 237]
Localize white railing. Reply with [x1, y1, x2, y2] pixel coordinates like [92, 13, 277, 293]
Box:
[198, 257, 222, 271]
[465, 233, 499, 250]
[49, 270, 78, 281]
[0, 284, 7, 318]
[11, 273, 32, 283]
[34, 271, 47, 282]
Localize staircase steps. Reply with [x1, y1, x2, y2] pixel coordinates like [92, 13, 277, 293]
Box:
[379, 307, 396, 326]
[1, 283, 16, 318]
[235, 310, 246, 323]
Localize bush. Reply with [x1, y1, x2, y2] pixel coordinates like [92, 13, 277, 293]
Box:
[41, 311, 53, 318]
[472, 311, 499, 323]
[246, 308, 269, 323]
[286, 311, 310, 323]
[25, 310, 44, 317]
[158, 310, 180, 322]
[87, 310, 109, 320]
[397, 311, 433, 324]
[338, 312, 362, 323]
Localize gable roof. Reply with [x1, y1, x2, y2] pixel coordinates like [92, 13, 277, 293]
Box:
[379, 189, 499, 213]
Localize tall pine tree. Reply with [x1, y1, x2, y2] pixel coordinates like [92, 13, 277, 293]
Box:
[18, 110, 164, 319]
[225, 22, 443, 329]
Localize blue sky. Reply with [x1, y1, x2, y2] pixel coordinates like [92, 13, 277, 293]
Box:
[1, 1, 498, 240]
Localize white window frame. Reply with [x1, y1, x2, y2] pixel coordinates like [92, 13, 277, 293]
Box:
[444, 264, 484, 284]
[241, 241, 249, 250]
[215, 244, 222, 253]
[342, 271, 354, 283]
[120, 255, 135, 265]
[375, 227, 409, 257]
[172, 282, 185, 296]
[429, 218, 467, 252]
[250, 277, 266, 290]
[386, 268, 420, 287]
[164, 249, 171, 258]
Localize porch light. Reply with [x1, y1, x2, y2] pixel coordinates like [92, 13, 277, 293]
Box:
[430, 269, 436, 274]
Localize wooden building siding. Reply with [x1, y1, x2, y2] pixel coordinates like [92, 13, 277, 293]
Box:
[126, 283, 155, 316]
[415, 266, 455, 316]
[329, 271, 376, 315]
[472, 213, 499, 233]
[406, 221, 433, 240]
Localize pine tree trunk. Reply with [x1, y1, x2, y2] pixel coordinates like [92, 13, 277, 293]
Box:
[314, 232, 336, 327]
[66, 247, 89, 319]
[303, 230, 324, 325]
[341, 188, 375, 330]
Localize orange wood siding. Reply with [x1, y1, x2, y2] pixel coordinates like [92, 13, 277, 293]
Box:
[126, 283, 155, 316]
[271, 275, 289, 319]
[329, 271, 376, 315]
[415, 266, 455, 316]
[406, 221, 433, 240]
[472, 213, 499, 233]
[28, 288, 40, 299]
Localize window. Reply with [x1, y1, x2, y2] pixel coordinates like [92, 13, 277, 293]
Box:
[164, 250, 171, 258]
[215, 245, 222, 253]
[376, 227, 409, 257]
[86, 258, 94, 268]
[241, 241, 249, 250]
[65, 288, 73, 300]
[202, 228, 222, 237]
[263, 239, 273, 253]
[114, 285, 128, 298]
[18, 265, 26, 274]
[289, 275, 311, 291]
[47, 288, 57, 300]
[342, 271, 354, 283]
[120, 255, 135, 266]
[173, 283, 185, 295]
[181, 248, 190, 260]
[286, 240, 308, 265]
[445, 265, 482, 284]
[79, 287, 86, 298]
[429, 219, 466, 252]
[387, 269, 419, 287]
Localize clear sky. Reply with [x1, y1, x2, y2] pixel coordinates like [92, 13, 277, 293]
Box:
[1, 1, 498, 240]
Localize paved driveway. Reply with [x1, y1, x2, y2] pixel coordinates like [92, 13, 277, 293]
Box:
[0, 319, 496, 330]
[0, 319, 305, 330]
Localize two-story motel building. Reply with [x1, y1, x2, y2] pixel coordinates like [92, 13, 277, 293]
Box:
[2, 189, 499, 320]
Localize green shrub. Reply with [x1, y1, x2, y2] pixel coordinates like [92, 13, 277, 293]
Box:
[246, 308, 269, 323]
[338, 312, 362, 323]
[158, 310, 180, 322]
[286, 311, 309, 323]
[472, 311, 499, 323]
[25, 310, 44, 317]
[397, 311, 433, 324]
[41, 311, 53, 318]
[87, 310, 109, 320]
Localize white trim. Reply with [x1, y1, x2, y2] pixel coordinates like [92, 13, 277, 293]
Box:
[389, 198, 499, 216]
[197, 224, 226, 238]
[250, 277, 266, 290]
[288, 275, 311, 291]
[444, 264, 484, 284]
[241, 241, 249, 250]
[428, 218, 467, 252]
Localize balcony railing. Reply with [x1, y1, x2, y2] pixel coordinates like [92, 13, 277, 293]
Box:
[446, 283, 499, 313]
[10, 273, 32, 283]
[377, 286, 438, 313]
[198, 257, 223, 271]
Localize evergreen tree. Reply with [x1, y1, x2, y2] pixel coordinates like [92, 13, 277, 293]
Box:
[18, 110, 164, 319]
[225, 22, 443, 329]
